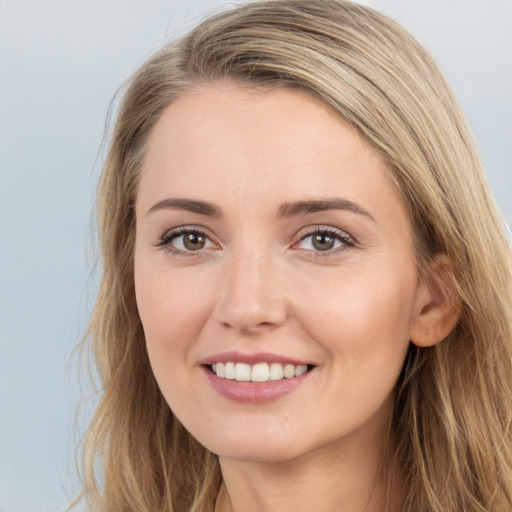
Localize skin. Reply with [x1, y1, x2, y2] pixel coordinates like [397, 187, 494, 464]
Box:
[134, 83, 447, 512]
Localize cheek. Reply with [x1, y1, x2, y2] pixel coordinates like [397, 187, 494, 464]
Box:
[294, 267, 416, 429]
[134, 265, 217, 424]
[134, 260, 215, 372]
[295, 263, 416, 368]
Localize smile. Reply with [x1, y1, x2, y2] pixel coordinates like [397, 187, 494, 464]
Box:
[211, 362, 309, 382]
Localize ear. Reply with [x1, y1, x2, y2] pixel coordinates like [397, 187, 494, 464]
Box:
[410, 253, 461, 347]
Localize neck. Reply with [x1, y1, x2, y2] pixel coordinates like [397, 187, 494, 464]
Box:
[216, 415, 399, 512]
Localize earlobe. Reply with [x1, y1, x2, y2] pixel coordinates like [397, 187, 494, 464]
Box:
[410, 253, 461, 348]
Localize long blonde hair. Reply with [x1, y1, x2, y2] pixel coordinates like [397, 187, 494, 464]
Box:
[76, 1, 512, 510]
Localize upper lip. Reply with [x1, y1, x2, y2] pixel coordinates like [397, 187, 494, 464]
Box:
[202, 351, 312, 366]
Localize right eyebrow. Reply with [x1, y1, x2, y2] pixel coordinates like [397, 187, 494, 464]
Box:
[147, 198, 223, 218]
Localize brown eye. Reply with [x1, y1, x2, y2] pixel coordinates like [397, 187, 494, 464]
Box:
[183, 233, 206, 250]
[296, 228, 353, 254]
[158, 228, 216, 255]
[312, 233, 335, 251]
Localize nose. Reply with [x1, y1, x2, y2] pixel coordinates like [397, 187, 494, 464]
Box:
[213, 249, 288, 335]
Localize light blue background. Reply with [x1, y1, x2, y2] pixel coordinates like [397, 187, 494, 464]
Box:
[1, 1, 510, 511]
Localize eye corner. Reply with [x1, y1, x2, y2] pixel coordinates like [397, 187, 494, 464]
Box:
[155, 226, 221, 257]
[292, 225, 356, 256]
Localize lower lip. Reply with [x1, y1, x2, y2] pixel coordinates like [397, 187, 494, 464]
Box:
[203, 367, 312, 404]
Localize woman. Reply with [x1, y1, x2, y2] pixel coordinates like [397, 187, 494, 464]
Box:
[76, 1, 512, 511]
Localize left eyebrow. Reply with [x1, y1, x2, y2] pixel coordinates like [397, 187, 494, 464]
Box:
[276, 198, 375, 222]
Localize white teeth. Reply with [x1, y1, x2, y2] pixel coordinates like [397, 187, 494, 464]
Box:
[269, 362, 284, 381]
[216, 362, 225, 378]
[283, 364, 295, 379]
[211, 362, 310, 382]
[225, 361, 236, 380]
[252, 363, 270, 382]
[235, 363, 251, 381]
[295, 364, 307, 376]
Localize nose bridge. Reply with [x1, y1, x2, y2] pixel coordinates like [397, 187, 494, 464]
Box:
[214, 237, 287, 333]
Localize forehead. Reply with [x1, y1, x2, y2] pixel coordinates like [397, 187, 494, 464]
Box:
[138, 82, 403, 220]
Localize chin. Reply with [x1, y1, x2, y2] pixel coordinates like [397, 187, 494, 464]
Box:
[189, 418, 309, 464]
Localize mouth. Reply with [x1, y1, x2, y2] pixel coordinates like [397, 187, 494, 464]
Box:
[202, 356, 315, 403]
[208, 361, 313, 382]
[201, 352, 315, 403]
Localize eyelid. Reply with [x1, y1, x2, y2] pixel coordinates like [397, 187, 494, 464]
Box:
[154, 224, 355, 258]
[292, 225, 356, 254]
[156, 225, 220, 256]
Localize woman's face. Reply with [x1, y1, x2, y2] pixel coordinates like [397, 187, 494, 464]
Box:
[134, 83, 425, 463]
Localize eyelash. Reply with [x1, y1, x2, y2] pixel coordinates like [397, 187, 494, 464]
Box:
[156, 226, 355, 258]
[295, 227, 355, 257]
[156, 227, 214, 257]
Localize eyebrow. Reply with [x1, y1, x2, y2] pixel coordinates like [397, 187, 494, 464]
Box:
[277, 198, 375, 221]
[147, 196, 374, 221]
[147, 198, 223, 217]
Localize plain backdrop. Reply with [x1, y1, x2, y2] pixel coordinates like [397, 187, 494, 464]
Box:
[1, 1, 511, 511]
